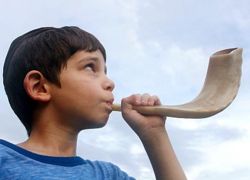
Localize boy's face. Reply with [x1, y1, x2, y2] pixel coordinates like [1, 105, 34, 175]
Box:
[49, 50, 115, 130]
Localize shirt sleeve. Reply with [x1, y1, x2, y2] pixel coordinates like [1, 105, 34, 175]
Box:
[92, 160, 136, 180]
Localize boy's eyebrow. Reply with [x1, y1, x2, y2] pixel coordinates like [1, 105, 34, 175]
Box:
[78, 57, 99, 63]
[78, 57, 107, 74]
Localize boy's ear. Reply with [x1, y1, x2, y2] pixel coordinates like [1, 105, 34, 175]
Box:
[23, 70, 51, 102]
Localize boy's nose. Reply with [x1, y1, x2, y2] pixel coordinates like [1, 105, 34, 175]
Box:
[104, 77, 115, 91]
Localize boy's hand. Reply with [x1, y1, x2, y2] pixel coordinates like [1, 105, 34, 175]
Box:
[121, 94, 166, 137]
[121, 94, 187, 180]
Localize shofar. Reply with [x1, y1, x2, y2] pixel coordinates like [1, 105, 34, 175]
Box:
[112, 48, 243, 118]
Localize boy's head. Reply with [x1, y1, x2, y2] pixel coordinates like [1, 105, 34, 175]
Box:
[3, 26, 106, 136]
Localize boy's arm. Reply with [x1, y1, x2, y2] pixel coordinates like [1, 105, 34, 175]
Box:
[121, 94, 187, 180]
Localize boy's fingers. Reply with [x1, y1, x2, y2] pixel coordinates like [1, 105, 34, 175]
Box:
[122, 94, 161, 107]
[121, 94, 141, 111]
[152, 95, 161, 106]
[129, 94, 142, 105]
[134, 94, 142, 105]
[146, 95, 159, 106]
[141, 93, 150, 105]
[121, 94, 166, 122]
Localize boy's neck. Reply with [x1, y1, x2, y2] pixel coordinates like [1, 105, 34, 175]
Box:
[18, 103, 81, 157]
[19, 129, 78, 157]
[18, 118, 79, 157]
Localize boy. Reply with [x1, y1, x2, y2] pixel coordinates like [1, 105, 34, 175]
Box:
[0, 26, 186, 180]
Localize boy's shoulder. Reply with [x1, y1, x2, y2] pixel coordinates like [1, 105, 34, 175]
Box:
[0, 139, 135, 179]
[0, 139, 13, 157]
[0, 139, 22, 178]
[0, 139, 19, 165]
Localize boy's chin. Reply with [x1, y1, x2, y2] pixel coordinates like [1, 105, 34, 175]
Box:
[81, 118, 109, 130]
[92, 122, 107, 129]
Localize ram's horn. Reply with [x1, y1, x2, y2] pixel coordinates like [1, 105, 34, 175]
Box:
[112, 48, 243, 118]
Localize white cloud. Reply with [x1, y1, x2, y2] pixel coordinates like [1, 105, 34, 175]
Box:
[187, 131, 250, 180]
[129, 143, 145, 155]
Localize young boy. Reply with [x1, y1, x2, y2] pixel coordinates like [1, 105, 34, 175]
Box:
[0, 26, 186, 180]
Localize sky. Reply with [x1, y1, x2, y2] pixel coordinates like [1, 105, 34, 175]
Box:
[0, 0, 250, 179]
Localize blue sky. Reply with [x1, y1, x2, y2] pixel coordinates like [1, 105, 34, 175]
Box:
[0, 0, 250, 179]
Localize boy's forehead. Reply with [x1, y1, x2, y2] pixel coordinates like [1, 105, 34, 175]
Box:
[69, 50, 105, 63]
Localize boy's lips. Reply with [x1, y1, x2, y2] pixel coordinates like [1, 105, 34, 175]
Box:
[105, 99, 114, 111]
[106, 99, 114, 106]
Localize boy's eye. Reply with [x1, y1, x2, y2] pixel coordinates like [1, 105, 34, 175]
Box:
[84, 63, 95, 72]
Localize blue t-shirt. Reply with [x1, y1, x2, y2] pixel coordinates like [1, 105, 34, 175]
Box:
[0, 139, 135, 180]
